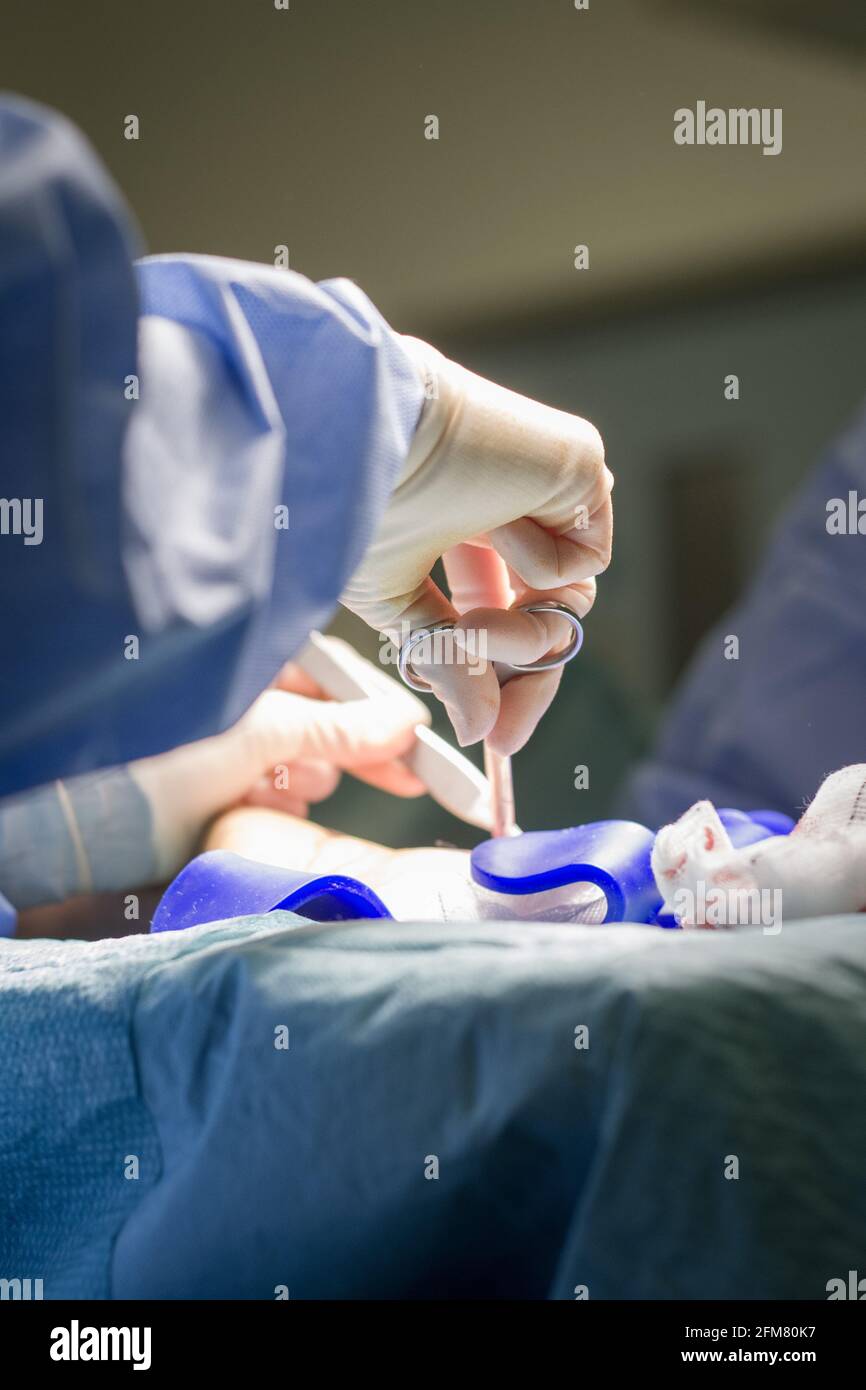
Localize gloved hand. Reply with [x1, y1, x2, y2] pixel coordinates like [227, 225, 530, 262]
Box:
[129, 636, 430, 881]
[341, 336, 613, 755]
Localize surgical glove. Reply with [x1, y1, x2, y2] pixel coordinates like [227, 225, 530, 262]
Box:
[129, 636, 430, 881]
[652, 765, 866, 929]
[340, 336, 613, 754]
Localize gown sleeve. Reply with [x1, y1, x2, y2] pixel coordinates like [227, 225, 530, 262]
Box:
[0, 97, 423, 797]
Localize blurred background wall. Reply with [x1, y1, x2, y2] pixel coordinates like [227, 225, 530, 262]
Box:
[5, 0, 865, 845]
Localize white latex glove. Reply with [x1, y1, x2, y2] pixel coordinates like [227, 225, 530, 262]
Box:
[129, 636, 430, 881]
[341, 336, 613, 754]
[652, 765, 866, 931]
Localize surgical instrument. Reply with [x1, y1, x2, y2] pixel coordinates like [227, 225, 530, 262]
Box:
[398, 601, 584, 837]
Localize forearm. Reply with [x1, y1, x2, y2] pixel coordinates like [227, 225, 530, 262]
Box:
[203, 805, 472, 924]
[204, 805, 398, 881]
[0, 766, 156, 914]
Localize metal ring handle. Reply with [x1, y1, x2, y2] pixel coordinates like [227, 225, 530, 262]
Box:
[397, 621, 458, 692]
[506, 601, 584, 672]
[397, 602, 583, 691]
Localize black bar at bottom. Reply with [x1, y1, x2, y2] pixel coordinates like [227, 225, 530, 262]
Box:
[5, 1298, 863, 1374]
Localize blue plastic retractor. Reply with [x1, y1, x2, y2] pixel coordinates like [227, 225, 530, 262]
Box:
[470, 809, 794, 926]
[151, 850, 393, 933]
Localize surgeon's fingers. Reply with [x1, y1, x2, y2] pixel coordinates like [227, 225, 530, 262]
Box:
[275, 759, 343, 802]
[508, 576, 598, 619]
[244, 758, 339, 811]
[487, 456, 613, 595]
[443, 541, 513, 614]
[242, 688, 422, 773]
[384, 562, 593, 752]
[407, 643, 501, 748]
[244, 781, 310, 818]
[350, 760, 428, 797]
[406, 635, 501, 747]
[486, 666, 564, 756]
[250, 751, 425, 802]
[386, 576, 502, 747]
[294, 634, 433, 724]
[259, 640, 430, 787]
[396, 580, 592, 749]
[448, 583, 590, 670]
[325, 666, 432, 789]
[527, 458, 615, 559]
[504, 577, 597, 657]
[270, 661, 329, 700]
[488, 513, 611, 592]
[435, 586, 584, 749]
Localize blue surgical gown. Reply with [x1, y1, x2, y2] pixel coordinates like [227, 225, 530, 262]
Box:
[0, 95, 423, 797]
[624, 403, 866, 825]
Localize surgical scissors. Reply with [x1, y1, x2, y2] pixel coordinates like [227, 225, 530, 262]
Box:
[397, 601, 585, 837]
